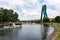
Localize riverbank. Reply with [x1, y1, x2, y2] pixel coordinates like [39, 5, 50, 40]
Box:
[53, 23, 60, 40]
[45, 23, 60, 40]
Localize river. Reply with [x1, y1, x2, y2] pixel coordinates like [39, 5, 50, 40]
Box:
[0, 23, 54, 40]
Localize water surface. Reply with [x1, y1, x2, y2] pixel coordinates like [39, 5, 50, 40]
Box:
[0, 23, 54, 40]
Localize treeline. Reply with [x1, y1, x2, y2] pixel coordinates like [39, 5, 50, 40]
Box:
[20, 16, 60, 23]
[0, 8, 18, 23]
[43, 16, 60, 23]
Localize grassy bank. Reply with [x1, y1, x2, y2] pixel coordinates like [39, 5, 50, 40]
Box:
[53, 23, 60, 40]
[43, 23, 60, 40]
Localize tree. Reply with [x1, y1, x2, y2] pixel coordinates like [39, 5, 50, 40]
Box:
[0, 8, 18, 22]
[55, 16, 60, 23]
[43, 17, 50, 22]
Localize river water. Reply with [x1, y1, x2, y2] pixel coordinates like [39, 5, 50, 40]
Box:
[0, 23, 54, 40]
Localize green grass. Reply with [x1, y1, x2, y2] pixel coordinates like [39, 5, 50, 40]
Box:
[53, 23, 60, 40]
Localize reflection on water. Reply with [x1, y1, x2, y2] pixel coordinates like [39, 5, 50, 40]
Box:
[42, 24, 49, 40]
[0, 23, 54, 40]
[0, 30, 4, 36]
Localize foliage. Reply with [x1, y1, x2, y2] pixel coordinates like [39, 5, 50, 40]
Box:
[54, 16, 60, 23]
[0, 8, 18, 22]
[43, 17, 50, 22]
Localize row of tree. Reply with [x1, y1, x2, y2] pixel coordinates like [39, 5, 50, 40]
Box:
[0, 8, 18, 23]
[43, 16, 60, 23]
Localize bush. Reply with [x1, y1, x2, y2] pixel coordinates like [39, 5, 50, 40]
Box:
[54, 16, 60, 23]
[43, 17, 50, 22]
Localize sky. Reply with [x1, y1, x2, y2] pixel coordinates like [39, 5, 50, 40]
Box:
[0, 0, 60, 20]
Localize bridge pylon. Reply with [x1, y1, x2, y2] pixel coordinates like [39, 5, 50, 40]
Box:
[40, 5, 48, 23]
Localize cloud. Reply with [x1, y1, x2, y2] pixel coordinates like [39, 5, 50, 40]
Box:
[47, 8, 60, 18]
[46, 0, 60, 11]
[0, 0, 60, 20]
[45, 0, 60, 17]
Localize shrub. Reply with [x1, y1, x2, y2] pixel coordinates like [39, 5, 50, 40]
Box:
[54, 16, 60, 23]
[43, 17, 50, 22]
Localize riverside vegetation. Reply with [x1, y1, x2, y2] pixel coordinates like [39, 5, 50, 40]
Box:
[43, 16, 60, 40]
[0, 8, 18, 23]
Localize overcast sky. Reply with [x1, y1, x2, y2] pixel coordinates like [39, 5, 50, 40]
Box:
[0, 0, 60, 20]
